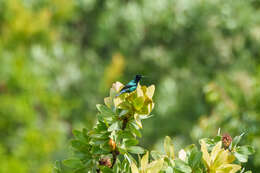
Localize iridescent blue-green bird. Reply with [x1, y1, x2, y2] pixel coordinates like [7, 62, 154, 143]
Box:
[116, 75, 143, 97]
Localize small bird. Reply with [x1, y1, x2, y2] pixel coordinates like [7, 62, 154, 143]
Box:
[116, 75, 143, 97]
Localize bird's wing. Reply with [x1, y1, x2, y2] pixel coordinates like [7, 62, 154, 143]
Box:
[120, 80, 135, 91]
[126, 80, 136, 86]
[120, 84, 132, 91]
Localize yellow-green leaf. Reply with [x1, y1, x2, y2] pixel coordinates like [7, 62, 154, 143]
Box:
[136, 84, 144, 97]
[164, 136, 175, 160]
[146, 85, 155, 99]
[141, 152, 149, 171]
[131, 162, 139, 173]
[134, 114, 142, 129]
[104, 97, 112, 108]
[114, 97, 124, 107]
[210, 141, 222, 164]
[200, 140, 210, 169]
[147, 159, 164, 173]
[133, 96, 145, 111]
[212, 150, 228, 171]
[110, 82, 124, 97]
[218, 164, 241, 173]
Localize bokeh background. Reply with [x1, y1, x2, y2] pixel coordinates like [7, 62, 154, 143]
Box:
[1, 0, 260, 172]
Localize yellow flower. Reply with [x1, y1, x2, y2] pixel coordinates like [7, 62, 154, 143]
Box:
[200, 141, 241, 173]
[131, 152, 164, 173]
[104, 82, 155, 128]
[104, 81, 124, 108]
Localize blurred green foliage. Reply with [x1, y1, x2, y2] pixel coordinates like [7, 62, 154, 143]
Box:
[0, 0, 260, 172]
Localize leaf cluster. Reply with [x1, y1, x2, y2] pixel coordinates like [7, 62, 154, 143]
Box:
[56, 82, 155, 172]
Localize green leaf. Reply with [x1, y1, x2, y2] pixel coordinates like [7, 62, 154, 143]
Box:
[130, 120, 141, 130]
[91, 146, 110, 154]
[125, 153, 137, 165]
[234, 151, 248, 163]
[127, 146, 145, 154]
[165, 167, 173, 173]
[100, 166, 114, 173]
[74, 151, 90, 159]
[192, 168, 203, 173]
[71, 139, 87, 151]
[131, 128, 142, 138]
[212, 136, 221, 143]
[54, 161, 62, 173]
[108, 121, 121, 132]
[75, 167, 88, 173]
[119, 110, 129, 117]
[139, 114, 154, 120]
[234, 145, 255, 163]
[151, 150, 162, 160]
[73, 130, 85, 141]
[134, 114, 142, 129]
[124, 138, 139, 147]
[199, 138, 219, 152]
[118, 130, 134, 140]
[238, 145, 255, 155]
[96, 104, 115, 117]
[89, 138, 107, 145]
[232, 133, 244, 148]
[101, 142, 113, 152]
[63, 158, 84, 168]
[129, 121, 142, 137]
[188, 148, 202, 169]
[133, 97, 145, 110]
[118, 146, 127, 154]
[96, 121, 109, 131]
[174, 159, 192, 173]
[91, 132, 109, 139]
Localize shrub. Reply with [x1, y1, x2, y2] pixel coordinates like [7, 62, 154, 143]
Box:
[55, 82, 254, 173]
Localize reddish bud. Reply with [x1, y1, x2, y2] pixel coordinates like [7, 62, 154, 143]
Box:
[99, 157, 112, 168]
[222, 133, 232, 149]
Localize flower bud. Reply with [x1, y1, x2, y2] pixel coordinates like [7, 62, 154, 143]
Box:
[99, 157, 112, 168]
[222, 133, 232, 149]
[109, 138, 116, 151]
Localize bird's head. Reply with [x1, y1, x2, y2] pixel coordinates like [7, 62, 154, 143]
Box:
[135, 74, 143, 83]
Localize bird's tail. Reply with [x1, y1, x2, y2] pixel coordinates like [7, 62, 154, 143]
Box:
[115, 90, 126, 97]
